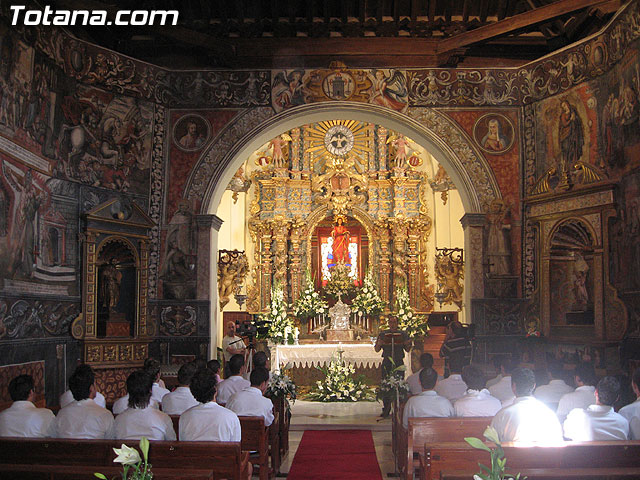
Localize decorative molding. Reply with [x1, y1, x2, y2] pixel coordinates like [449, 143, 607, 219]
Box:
[196, 214, 224, 231]
[0, 298, 80, 339]
[148, 104, 167, 299]
[460, 213, 487, 228]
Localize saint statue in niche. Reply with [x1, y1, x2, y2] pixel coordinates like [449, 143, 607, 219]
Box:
[100, 258, 122, 312]
[331, 215, 350, 265]
[573, 253, 589, 311]
[486, 199, 512, 276]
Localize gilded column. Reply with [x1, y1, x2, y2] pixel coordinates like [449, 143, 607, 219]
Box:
[260, 226, 273, 310]
[407, 220, 421, 310]
[391, 219, 408, 300]
[271, 217, 290, 299]
[375, 221, 392, 306]
[289, 219, 305, 304]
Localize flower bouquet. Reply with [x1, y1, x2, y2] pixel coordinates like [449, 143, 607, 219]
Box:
[376, 368, 410, 403]
[293, 272, 328, 319]
[352, 271, 387, 317]
[307, 352, 374, 402]
[95, 437, 151, 480]
[394, 286, 429, 338]
[266, 370, 297, 404]
[258, 283, 299, 345]
[323, 262, 357, 300]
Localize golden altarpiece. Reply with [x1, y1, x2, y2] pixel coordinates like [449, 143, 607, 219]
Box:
[72, 198, 155, 368]
[238, 120, 462, 327]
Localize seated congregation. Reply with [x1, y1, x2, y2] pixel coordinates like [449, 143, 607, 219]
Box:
[0, 351, 279, 479]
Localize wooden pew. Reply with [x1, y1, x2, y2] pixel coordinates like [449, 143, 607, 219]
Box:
[420, 441, 640, 480]
[239, 414, 281, 480]
[440, 467, 640, 479]
[269, 395, 290, 458]
[0, 464, 215, 479]
[0, 437, 250, 480]
[402, 417, 492, 480]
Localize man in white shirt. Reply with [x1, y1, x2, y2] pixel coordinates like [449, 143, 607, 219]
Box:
[227, 367, 275, 426]
[556, 363, 597, 422]
[51, 366, 114, 439]
[162, 362, 199, 415]
[113, 358, 169, 415]
[60, 364, 106, 408]
[454, 365, 501, 417]
[486, 356, 508, 389]
[534, 360, 574, 411]
[0, 374, 54, 437]
[180, 368, 242, 442]
[435, 364, 467, 403]
[488, 358, 516, 405]
[563, 375, 629, 441]
[222, 321, 246, 376]
[217, 354, 251, 405]
[619, 367, 640, 439]
[113, 370, 176, 441]
[407, 353, 434, 396]
[490, 367, 563, 444]
[402, 367, 454, 428]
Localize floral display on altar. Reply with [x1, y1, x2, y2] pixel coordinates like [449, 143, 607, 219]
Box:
[382, 286, 429, 338]
[351, 271, 386, 317]
[293, 272, 329, 319]
[259, 284, 299, 345]
[307, 352, 375, 402]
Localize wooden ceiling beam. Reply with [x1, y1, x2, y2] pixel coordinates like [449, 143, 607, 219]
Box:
[438, 0, 611, 53]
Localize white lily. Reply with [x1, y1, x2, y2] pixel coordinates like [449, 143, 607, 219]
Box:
[112, 444, 141, 465]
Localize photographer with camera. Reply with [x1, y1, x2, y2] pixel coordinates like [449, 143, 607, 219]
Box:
[222, 321, 246, 378]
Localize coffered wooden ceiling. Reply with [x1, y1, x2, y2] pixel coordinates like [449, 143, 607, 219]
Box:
[52, 0, 625, 69]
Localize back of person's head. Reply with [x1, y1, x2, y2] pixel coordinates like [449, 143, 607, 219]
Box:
[250, 367, 270, 387]
[511, 367, 536, 397]
[596, 376, 620, 406]
[419, 367, 438, 390]
[462, 365, 485, 391]
[190, 368, 217, 403]
[228, 354, 245, 375]
[69, 366, 95, 401]
[547, 359, 564, 380]
[8, 374, 34, 401]
[143, 358, 161, 381]
[493, 355, 513, 374]
[449, 320, 465, 338]
[127, 370, 154, 409]
[206, 359, 221, 375]
[632, 367, 640, 391]
[419, 353, 434, 369]
[253, 351, 268, 369]
[194, 357, 208, 372]
[575, 362, 597, 386]
[178, 362, 198, 386]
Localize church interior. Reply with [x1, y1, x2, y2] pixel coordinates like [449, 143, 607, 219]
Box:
[1, 0, 640, 477]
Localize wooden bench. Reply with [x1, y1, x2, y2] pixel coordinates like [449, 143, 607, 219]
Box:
[419, 441, 640, 480]
[0, 464, 215, 479]
[440, 467, 640, 479]
[0, 437, 250, 480]
[400, 416, 492, 480]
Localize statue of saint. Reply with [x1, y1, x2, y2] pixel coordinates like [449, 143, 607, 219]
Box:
[486, 199, 511, 276]
[331, 215, 350, 265]
[100, 259, 122, 312]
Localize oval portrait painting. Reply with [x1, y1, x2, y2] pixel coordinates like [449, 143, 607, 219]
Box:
[173, 114, 210, 152]
[473, 113, 515, 155]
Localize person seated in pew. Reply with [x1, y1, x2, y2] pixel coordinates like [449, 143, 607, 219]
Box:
[488, 357, 516, 406]
[51, 365, 114, 439]
[556, 362, 597, 422]
[490, 367, 563, 444]
[534, 360, 574, 411]
[435, 362, 468, 403]
[180, 368, 241, 442]
[402, 367, 454, 429]
[407, 353, 442, 396]
[619, 367, 640, 439]
[60, 364, 106, 409]
[563, 375, 629, 441]
[0, 374, 55, 437]
[113, 358, 169, 415]
[207, 359, 222, 383]
[453, 365, 501, 417]
[113, 371, 176, 441]
[217, 354, 251, 405]
[162, 362, 199, 415]
[485, 355, 507, 388]
[226, 367, 275, 427]
[252, 351, 272, 376]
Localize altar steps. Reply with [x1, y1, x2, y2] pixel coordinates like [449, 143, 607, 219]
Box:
[423, 326, 447, 376]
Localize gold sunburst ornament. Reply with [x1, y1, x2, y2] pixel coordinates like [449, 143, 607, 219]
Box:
[305, 119, 372, 161]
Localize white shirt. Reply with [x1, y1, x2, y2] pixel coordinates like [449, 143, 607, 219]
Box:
[402, 390, 454, 428]
[563, 405, 629, 441]
[0, 401, 55, 437]
[486, 374, 503, 388]
[216, 375, 251, 405]
[435, 374, 467, 402]
[631, 416, 640, 440]
[179, 402, 241, 442]
[407, 370, 443, 396]
[161, 386, 199, 415]
[556, 385, 596, 421]
[226, 387, 275, 426]
[222, 335, 244, 362]
[60, 390, 106, 408]
[619, 398, 640, 439]
[52, 398, 114, 439]
[534, 379, 574, 408]
[454, 389, 502, 417]
[112, 393, 160, 415]
[488, 375, 514, 403]
[490, 396, 563, 444]
[114, 405, 176, 441]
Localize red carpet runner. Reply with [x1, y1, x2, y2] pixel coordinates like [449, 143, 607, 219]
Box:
[287, 430, 383, 480]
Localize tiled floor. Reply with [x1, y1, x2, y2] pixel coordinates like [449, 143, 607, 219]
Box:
[273, 400, 397, 478]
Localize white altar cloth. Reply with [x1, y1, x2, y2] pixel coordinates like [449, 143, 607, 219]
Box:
[272, 343, 408, 372]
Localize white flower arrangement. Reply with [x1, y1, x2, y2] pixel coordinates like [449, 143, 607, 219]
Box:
[95, 437, 151, 480]
[293, 272, 329, 319]
[308, 352, 375, 402]
[352, 271, 387, 317]
[265, 371, 297, 404]
[393, 286, 429, 338]
[377, 371, 411, 402]
[259, 284, 299, 345]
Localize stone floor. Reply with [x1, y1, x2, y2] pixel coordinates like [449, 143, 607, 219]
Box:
[271, 400, 398, 478]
